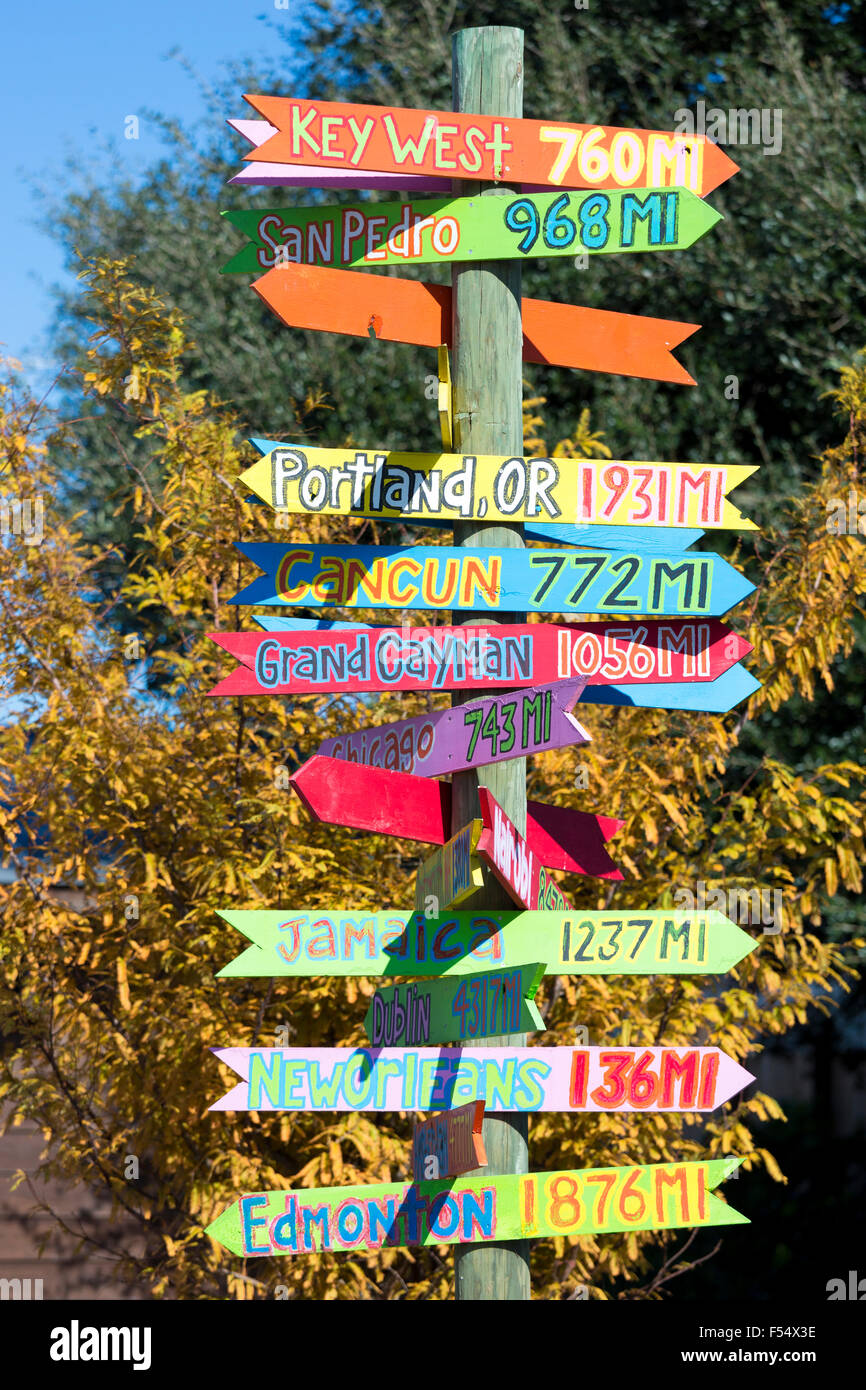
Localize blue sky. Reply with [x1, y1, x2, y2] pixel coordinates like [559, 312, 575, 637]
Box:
[3, 0, 301, 389]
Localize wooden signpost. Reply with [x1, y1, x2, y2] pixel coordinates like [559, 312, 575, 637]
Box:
[241, 95, 740, 195]
[230, 540, 754, 617]
[249, 262, 701, 385]
[222, 187, 721, 273]
[209, 1044, 754, 1114]
[413, 1102, 487, 1182]
[214, 907, 758, 979]
[204, 23, 753, 1303]
[241, 439, 756, 531]
[205, 1158, 747, 1258]
[209, 619, 752, 696]
[288, 756, 623, 878]
[363, 964, 546, 1046]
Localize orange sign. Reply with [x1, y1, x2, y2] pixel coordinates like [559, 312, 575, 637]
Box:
[252, 262, 700, 385]
[244, 95, 739, 196]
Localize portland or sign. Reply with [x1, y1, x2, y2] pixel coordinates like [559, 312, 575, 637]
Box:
[240, 439, 755, 530]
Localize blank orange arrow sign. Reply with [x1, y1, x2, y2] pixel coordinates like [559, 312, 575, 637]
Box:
[251, 263, 699, 385]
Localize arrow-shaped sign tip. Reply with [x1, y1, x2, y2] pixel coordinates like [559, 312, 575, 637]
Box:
[718, 1057, 757, 1106]
[719, 1155, 746, 1181]
[205, 1203, 244, 1257]
[248, 436, 284, 457]
[701, 140, 741, 194]
[715, 916, 759, 969]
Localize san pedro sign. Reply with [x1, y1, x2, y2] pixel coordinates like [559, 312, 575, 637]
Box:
[222, 187, 720, 272]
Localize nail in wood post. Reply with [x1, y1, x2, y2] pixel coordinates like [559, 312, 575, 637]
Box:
[450, 24, 531, 1302]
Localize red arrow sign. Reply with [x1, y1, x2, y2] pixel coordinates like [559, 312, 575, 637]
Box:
[476, 788, 576, 910]
[290, 756, 622, 879]
[243, 95, 739, 197]
[208, 620, 751, 696]
[251, 262, 699, 385]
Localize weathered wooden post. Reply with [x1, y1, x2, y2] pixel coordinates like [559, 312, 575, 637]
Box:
[450, 24, 531, 1301]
